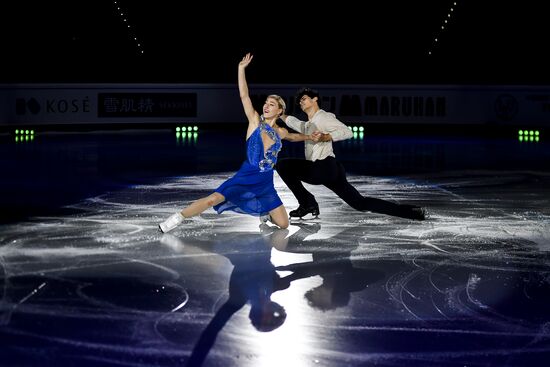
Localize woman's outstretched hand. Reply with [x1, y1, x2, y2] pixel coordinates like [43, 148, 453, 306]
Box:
[239, 53, 253, 69]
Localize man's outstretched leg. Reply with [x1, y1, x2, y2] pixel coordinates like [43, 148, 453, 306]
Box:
[326, 162, 426, 220]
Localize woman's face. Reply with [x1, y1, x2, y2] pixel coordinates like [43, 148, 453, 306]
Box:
[263, 97, 282, 118]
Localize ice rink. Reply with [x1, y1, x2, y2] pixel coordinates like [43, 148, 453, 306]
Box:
[1, 129, 550, 366]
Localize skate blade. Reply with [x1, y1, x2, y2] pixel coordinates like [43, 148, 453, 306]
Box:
[290, 215, 320, 224]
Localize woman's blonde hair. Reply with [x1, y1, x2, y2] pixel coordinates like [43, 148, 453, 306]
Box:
[268, 94, 286, 115]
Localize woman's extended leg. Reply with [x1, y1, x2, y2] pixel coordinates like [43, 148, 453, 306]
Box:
[159, 193, 225, 233]
[180, 192, 225, 218]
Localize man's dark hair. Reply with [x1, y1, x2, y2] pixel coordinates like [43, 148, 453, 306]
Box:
[296, 87, 320, 105]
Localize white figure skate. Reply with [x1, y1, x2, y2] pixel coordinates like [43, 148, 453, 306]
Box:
[260, 214, 272, 224]
[158, 212, 184, 233]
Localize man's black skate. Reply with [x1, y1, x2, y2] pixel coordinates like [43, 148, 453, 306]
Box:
[410, 207, 427, 220]
[399, 205, 427, 221]
[289, 205, 320, 220]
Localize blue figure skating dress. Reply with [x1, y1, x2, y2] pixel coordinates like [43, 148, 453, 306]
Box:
[213, 121, 283, 216]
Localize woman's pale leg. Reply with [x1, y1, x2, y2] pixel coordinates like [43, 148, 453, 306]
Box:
[269, 205, 289, 229]
[159, 193, 225, 233]
[180, 193, 225, 218]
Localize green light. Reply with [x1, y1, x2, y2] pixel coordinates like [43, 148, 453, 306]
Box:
[193, 126, 198, 131]
[25, 135, 29, 141]
[348, 126, 352, 130]
[353, 132, 358, 139]
[25, 130, 29, 135]
[193, 132, 198, 139]
[30, 135, 34, 141]
[176, 132, 181, 139]
[15, 136, 19, 142]
[529, 130, 534, 136]
[15, 129, 19, 135]
[530, 136, 534, 142]
[176, 127, 180, 132]
[359, 126, 364, 132]
[535, 130, 540, 136]
[181, 126, 187, 132]
[352, 126, 358, 132]
[535, 137, 540, 142]
[359, 132, 364, 139]
[524, 130, 529, 135]
[519, 136, 523, 142]
[30, 130, 34, 135]
[518, 130, 523, 135]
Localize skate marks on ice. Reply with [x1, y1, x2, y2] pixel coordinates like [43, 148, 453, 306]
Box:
[1, 171, 550, 366]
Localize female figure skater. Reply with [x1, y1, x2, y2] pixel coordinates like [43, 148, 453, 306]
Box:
[158, 53, 312, 232]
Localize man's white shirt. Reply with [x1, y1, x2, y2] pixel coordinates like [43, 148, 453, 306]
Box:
[285, 109, 353, 161]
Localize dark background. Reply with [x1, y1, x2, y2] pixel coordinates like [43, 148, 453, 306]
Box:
[2, 0, 549, 85]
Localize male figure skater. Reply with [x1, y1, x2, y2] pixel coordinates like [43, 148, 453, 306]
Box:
[277, 87, 426, 221]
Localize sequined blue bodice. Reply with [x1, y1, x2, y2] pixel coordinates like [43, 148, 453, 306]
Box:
[246, 122, 282, 172]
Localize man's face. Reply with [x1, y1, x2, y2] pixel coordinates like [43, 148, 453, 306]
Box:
[299, 95, 315, 111]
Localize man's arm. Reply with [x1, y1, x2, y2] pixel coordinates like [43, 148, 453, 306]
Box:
[316, 112, 353, 141]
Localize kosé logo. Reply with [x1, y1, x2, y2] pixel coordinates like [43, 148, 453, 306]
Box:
[16, 98, 41, 115]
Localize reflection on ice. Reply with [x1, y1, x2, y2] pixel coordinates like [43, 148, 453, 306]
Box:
[1, 171, 550, 366]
